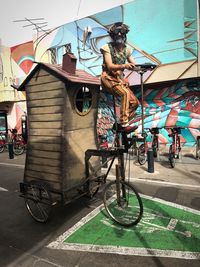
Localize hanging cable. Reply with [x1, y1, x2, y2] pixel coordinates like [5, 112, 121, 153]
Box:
[77, 0, 82, 18]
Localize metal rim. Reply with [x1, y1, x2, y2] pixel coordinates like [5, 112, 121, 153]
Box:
[138, 143, 147, 165]
[169, 145, 175, 168]
[24, 180, 52, 223]
[103, 180, 143, 226]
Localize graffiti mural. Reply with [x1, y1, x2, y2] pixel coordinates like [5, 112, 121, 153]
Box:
[0, 0, 199, 142]
[98, 79, 200, 146]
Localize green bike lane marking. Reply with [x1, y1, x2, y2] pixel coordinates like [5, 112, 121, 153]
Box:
[47, 195, 200, 260]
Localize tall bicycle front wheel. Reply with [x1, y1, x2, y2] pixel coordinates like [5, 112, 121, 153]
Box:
[103, 180, 143, 226]
[24, 180, 52, 223]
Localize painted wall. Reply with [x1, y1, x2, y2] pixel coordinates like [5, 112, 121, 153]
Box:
[0, 0, 199, 143]
[34, 0, 198, 75]
[0, 41, 34, 132]
[98, 79, 200, 147]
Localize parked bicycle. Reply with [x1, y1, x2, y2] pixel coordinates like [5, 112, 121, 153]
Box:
[137, 132, 147, 165]
[196, 136, 200, 159]
[8, 129, 26, 155]
[167, 127, 183, 168]
[149, 127, 160, 158]
[0, 132, 7, 153]
[137, 127, 161, 165]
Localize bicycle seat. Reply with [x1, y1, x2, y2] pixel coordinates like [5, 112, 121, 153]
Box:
[150, 127, 159, 134]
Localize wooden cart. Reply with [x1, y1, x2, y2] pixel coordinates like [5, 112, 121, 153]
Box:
[17, 53, 103, 222]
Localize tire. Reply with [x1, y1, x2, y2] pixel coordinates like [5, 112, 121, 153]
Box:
[152, 145, 157, 158]
[169, 145, 175, 168]
[138, 143, 147, 165]
[103, 180, 143, 226]
[0, 145, 5, 153]
[13, 141, 25, 155]
[196, 138, 200, 159]
[24, 180, 52, 223]
[196, 150, 200, 159]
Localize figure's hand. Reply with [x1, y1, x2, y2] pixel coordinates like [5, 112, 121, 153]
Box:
[124, 63, 135, 70]
[133, 66, 141, 72]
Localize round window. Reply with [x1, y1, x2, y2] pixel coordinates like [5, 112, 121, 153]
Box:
[74, 86, 92, 115]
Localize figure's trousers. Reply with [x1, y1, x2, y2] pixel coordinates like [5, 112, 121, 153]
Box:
[101, 72, 139, 125]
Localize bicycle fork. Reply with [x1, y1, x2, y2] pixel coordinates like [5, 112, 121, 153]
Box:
[116, 154, 126, 206]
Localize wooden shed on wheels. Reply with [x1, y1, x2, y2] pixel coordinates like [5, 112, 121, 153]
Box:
[17, 53, 101, 203]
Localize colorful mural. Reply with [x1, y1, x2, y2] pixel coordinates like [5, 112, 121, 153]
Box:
[34, 0, 198, 77]
[0, 0, 199, 143]
[98, 79, 200, 146]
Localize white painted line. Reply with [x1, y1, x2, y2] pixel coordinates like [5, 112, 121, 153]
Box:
[47, 194, 200, 259]
[0, 187, 8, 191]
[47, 243, 200, 260]
[107, 175, 200, 190]
[140, 194, 200, 215]
[0, 162, 24, 168]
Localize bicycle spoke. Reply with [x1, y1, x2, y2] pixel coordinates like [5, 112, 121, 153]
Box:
[103, 180, 143, 226]
[25, 181, 52, 223]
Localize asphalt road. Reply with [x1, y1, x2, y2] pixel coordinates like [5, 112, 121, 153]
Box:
[0, 152, 199, 267]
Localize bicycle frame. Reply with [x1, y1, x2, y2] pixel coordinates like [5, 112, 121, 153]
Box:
[85, 136, 143, 226]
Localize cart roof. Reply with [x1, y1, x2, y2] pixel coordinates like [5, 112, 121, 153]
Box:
[16, 62, 101, 91]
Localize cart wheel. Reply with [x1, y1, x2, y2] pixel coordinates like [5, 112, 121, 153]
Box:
[169, 145, 175, 168]
[24, 180, 52, 223]
[138, 143, 147, 165]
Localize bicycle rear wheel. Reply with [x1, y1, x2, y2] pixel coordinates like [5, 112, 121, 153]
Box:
[169, 145, 175, 168]
[138, 143, 147, 165]
[0, 145, 5, 153]
[103, 180, 143, 226]
[24, 180, 52, 223]
[196, 137, 200, 159]
[13, 141, 25, 155]
[152, 144, 158, 158]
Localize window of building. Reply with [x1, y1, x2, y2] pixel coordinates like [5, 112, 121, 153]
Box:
[48, 43, 72, 64]
[0, 112, 7, 132]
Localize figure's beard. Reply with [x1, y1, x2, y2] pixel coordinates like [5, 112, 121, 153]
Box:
[114, 36, 126, 44]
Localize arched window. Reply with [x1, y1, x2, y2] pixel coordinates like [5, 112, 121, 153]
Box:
[74, 86, 92, 115]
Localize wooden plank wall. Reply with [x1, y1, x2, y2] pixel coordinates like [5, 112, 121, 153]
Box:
[62, 85, 100, 190]
[24, 69, 64, 191]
